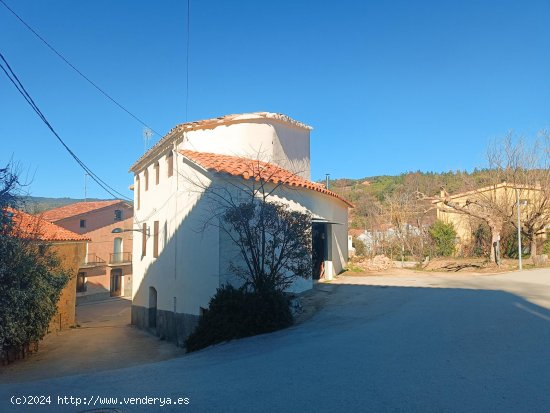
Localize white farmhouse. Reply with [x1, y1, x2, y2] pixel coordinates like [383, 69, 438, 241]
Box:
[129, 112, 351, 345]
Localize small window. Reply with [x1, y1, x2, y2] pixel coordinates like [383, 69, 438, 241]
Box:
[144, 169, 149, 191]
[141, 223, 147, 257]
[153, 221, 159, 258]
[80, 219, 86, 228]
[77, 272, 87, 293]
[154, 162, 160, 185]
[114, 209, 123, 221]
[136, 175, 141, 210]
[38, 245, 46, 255]
[167, 152, 173, 177]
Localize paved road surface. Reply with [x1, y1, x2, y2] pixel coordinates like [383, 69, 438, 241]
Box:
[0, 298, 184, 383]
[1, 269, 549, 412]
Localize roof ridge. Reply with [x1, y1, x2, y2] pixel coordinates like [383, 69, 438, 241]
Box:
[40, 200, 126, 222]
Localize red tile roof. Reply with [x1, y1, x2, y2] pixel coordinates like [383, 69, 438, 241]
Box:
[8, 209, 90, 242]
[41, 200, 125, 222]
[180, 150, 353, 207]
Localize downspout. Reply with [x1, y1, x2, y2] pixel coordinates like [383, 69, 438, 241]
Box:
[174, 138, 179, 281]
[174, 138, 180, 343]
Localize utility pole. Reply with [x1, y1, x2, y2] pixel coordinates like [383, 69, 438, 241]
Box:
[143, 127, 153, 152]
[325, 173, 330, 190]
[84, 173, 89, 202]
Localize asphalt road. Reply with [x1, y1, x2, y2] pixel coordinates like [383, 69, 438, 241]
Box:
[1, 268, 549, 413]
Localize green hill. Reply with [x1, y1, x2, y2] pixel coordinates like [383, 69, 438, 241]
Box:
[19, 196, 109, 214]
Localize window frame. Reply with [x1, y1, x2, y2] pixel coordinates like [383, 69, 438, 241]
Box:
[167, 152, 174, 177]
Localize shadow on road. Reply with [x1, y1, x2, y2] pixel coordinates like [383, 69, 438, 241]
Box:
[1, 274, 550, 413]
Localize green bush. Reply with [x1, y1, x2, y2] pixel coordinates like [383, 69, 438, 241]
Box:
[471, 223, 491, 257]
[1, 165, 70, 359]
[185, 285, 293, 352]
[500, 222, 529, 258]
[543, 231, 550, 255]
[352, 237, 367, 257]
[429, 220, 457, 257]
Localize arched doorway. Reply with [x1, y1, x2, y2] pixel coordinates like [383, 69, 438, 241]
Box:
[149, 287, 157, 329]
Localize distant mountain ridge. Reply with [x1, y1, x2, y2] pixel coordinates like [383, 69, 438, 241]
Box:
[20, 196, 111, 214]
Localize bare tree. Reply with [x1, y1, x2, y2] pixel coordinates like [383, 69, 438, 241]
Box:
[487, 135, 550, 258]
[182, 152, 312, 292]
[423, 134, 550, 264]
[381, 186, 433, 261]
[433, 187, 507, 264]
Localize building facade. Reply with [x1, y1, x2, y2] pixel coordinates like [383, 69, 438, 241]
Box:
[41, 200, 134, 303]
[434, 182, 549, 255]
[129, 112, 351, 345]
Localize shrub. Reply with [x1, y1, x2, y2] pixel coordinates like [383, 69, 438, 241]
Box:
[471, 223, 491, 257]
[0, 222, 70, 356]
[0, 165, 70, 360]
[429, 220, 457, 257]
[185, 285, 293, 352]
[543, 231, 550, 255]
[500, 222, 529, 258]
[352, 237, 367, 257]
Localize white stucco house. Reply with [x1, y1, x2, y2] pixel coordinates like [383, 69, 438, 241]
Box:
[129, 112, 351, 345]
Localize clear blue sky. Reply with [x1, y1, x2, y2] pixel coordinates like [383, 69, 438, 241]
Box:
[1, 0, 549, 199]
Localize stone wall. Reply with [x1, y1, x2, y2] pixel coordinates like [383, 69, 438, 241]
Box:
[48, 242, 87, 331]
[132, 305, 198, 347]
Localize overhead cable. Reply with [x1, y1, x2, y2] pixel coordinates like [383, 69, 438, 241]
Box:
[0, 51, 132, 201]
[0, 0, 162, 137]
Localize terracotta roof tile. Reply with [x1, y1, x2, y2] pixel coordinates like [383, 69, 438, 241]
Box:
[180, 150, 353, 208]
[8, 209, 90, 242]
[41, 200, 125, 222]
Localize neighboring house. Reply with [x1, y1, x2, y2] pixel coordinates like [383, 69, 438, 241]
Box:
[356, 224, 423, 252]
[434, 182, 549, 254]
[40, 200, 134, 303]
[129, 112, 352, 345]
[11, 209, 89, 331]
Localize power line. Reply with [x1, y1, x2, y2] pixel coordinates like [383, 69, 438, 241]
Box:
[185, 0, 190, 122]
[0, 0, 162, 137]
[0, 51, 132, 201]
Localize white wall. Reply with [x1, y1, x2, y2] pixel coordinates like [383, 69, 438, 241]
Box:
[132, 116, 347, 317]
[179, 119, 310, 179]
[132, 151, 221, 316]
[215, 176, 349, 294]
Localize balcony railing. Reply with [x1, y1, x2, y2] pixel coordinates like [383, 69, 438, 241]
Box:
[109, 252, 132, 265]
[81, 253, 106, 267]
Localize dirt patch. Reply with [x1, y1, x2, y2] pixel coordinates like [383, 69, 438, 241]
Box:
[293, 283, 338, 325]
[348, 255, 550, 275]
[422, 257, 519, 273]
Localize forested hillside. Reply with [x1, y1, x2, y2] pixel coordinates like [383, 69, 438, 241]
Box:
[327, 169, 497, 229]
[20, 196, 107, 213]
